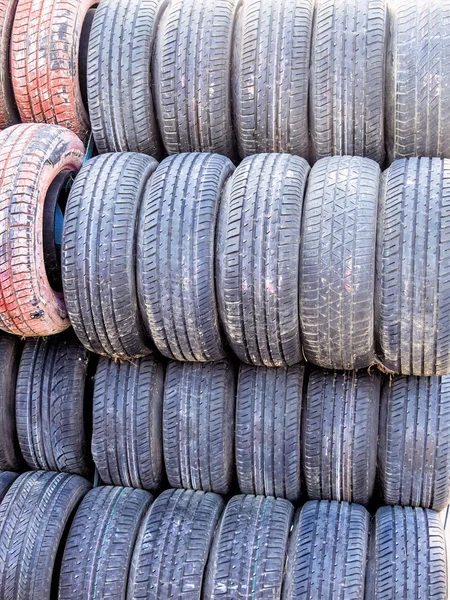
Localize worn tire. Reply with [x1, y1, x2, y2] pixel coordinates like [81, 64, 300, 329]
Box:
[163, 360, 235, 495]
[16, 332, 92, 477]
[386, 0, 450, 162]
[204, 494, 294, 600]
[0, 472, 18, 502]
[0, 470, 91, 600]
[0, 0, 19, 128]
[87, 0, 166, 156]
[154, 0, 236, 157]
[236, 364, 304, 502]
[217, 153, 309, 366]
[59, 486, 153, 600]
[232, 0, 313, 159]
[0, 124, 84, 336]
[310, 0, 387, 163]
[0, 334, 22, 471]
[92, 355, 164, 491]
[62, 153, 157, 359]
[367, 506, 447, 600]
[137, 153, 233, 361]
[303, 369, 380, 506]
[299, 156, 380, 370]
[376, 158, 450, 375]
[379, 375, 450, 511]
[283, 500, 369, 600]
[128, 488, 224, 600]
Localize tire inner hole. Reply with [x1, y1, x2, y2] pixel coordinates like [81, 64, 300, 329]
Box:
[79, 6, 97, 111]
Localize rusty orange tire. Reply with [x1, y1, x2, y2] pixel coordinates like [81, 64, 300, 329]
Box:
[0, 0, 20, 129]
[11, 0, 96, 140]
[0, 123, 84, 336]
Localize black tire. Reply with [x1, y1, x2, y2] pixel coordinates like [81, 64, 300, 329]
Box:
[0, 470, 91, 600]
[59, 485, 153, 600]
[282, 500, 369, 600]
[87, 0, 166, 157]
[153, 0, 236, 158]
[137, 153, 233, 361]
[303, 369, 380, 506]
[379, 375, 450, 511]
[0, 0, 20, 129]
[217, 153, 309, 367]
[367, 506, 447, 600]
[0, 471, 18, 502]
[62, 153, 158, 359]
[128, 488, 224, 600]
[310, 0, 387, 163]
[92, 355, 164, 491]
[232, 0, 313, 159]
[299, 156, 380, 370]
[375, 157, 450, 375]
[386, 0, 450, 162]
[16, 332, 92, 477]
[204, 494, 294, 600]
[164, 360, 235, 495]
[236, 364, 304, 502]
[0, 333, 22, 471]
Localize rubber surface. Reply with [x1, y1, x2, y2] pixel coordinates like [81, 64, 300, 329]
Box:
[310, 0, 387, 163]
[232, 0, 313, 159]
[299, 156, 380, 370]
[375, 157, 450, 375]
[62, 152, 158, 359]
[283, 500, 369, 600]
[88, 0, 166, 156]
[138, 153, 233, 361]
[236, 364, 304, 501]
[154, 0, 236, 157]
[92, 355, 164, 491]
[59, 486, 153, 600]
[379, 374, 450, 511]
[204, 494, 294, 600]
[0, 0, 19, 128]
[163, 360, 236, 494]
[128, 488, 224, 600]
[303, 369, 380, 506]
[0, 470, 91, 600]
[0, 334, 22, 471]
[0, 472, 18, 502]
[0, 123, 84, 336]
[16, 332, 92, 477]
[217, 153, 309, 367]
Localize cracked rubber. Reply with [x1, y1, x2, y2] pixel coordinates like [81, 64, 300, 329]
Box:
[0, 334, 23, 471]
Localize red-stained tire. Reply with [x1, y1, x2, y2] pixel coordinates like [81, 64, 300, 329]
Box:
[11, 0, 96, 140]
[0, 0, 20, 129]
[0, 123, 84, 336]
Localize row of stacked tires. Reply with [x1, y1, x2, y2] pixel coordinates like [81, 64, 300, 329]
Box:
[0, 0, 449, 163]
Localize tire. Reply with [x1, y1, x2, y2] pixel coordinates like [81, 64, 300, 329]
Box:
[59, 486, 153, 600]
[232, 0, 313, 159]
[137, 153, 233, 361]
[299, 156, 380, 370]
[0, 124, 84, 336]
[204, 494, 294, 600]
[128, 488, 224, 600]
[379, 375, 450, 511]
[376, 158, 450, 375]
[11, 0, 96, 140]
[163, 360, 235, 494]
[310, 0, 387, 163]
[0, 472, 18, 502]
[282, 500, 369, 600]
[0, 334, 22, 471]
[217, 153, 309, 367]
[367, 506, 447, 600]
[87, 0, 166, 157]
[236, 364, 304, 502]
[0, 470, 91, 600]
[92, 355, 164, 491]
[303, 369, 380, 506]
[153, 0, 236, 157]
[62, 153, 158, 359]
[15, 331, 92, 477]
[386, 0, 450, 162]
[0, 0, 19, 129]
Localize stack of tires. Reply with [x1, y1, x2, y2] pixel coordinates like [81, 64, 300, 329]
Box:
[0, 0, 449, 599]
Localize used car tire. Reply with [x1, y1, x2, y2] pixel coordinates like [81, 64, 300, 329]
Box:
[0, 334, 23, 471]
[0, 0, 20, 128]
[0, 471, 18, 502]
